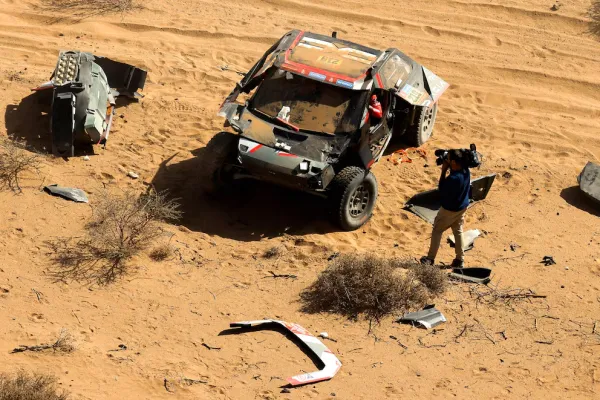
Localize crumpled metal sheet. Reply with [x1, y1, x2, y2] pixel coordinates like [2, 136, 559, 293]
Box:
[578, 162, 600, 204]
[44, 184, 88, 203]
[450, 267, 492, 284]
[448, 229, 482, 251]
[230, 319, 341, 386]
[397, 306, 446, 329]
[405, 174, 497, 224]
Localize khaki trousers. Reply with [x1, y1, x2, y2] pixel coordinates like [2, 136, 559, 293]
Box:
[427, 207, 467, 261]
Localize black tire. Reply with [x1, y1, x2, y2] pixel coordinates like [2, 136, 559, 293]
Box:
[200, 131, 238, 192]
[404, 103, 438, 147]
[329, 166, 378, 231]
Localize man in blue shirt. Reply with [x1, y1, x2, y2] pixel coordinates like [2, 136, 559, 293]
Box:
[421, 149, 470, 268]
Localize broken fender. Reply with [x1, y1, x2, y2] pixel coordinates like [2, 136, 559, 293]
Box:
[229, 320, 341, 386]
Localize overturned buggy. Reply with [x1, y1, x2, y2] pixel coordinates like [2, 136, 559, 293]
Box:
[212, 30, 449, 230]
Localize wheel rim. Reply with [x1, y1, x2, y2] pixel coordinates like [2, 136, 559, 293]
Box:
[348, 184, 370, 218]
[421, 105, 437, 140]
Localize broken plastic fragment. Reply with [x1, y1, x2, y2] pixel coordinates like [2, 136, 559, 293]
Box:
[43, 185, 88, 203]
[397, 306, 446, 329]
[229, 320, 341, 386]
[448, 229, 481, 251]
[450, 267, 492, 284]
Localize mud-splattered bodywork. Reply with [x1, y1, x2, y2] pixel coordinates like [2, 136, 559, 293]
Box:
[218, 30, 448, 192]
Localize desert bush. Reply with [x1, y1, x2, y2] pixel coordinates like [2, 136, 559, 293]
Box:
[300, 254, 434, 321]
[263, 246, 284, 259]
[149, 243, 174, 261]
[401, 259, 447, 295]
[590, 1, 600, 38]
[41, 0, 136, 15]
[12, 329, 75, 354]
[0, 370, 69, 400]
[0, 139, 41, 193]
[48, 189, 181, 284]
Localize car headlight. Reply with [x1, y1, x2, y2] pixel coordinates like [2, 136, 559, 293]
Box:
[299, 161, 310, 172]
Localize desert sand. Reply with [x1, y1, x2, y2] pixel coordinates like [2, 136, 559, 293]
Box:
[1, 0, 600, 398]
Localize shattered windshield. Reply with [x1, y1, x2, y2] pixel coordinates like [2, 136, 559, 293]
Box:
[250, 70, 368, 135]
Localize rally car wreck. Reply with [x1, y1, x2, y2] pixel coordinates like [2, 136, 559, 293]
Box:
[33, 51, 147, 157]
[210, 30, 449, 230]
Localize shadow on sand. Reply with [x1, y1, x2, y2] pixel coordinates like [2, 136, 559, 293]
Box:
[4, 91, 53, 153]
[5, 91, 139, 156]
[560, 186, 600, 217]
[151, 147, 338, 241]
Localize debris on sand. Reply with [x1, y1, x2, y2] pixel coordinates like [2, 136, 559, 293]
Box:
[43, 184, 88, 203]
[397, 305, 446, 329]
[228, 320, 342, 386]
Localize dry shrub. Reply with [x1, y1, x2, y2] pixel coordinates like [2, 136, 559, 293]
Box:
[263, 246, 284, 259]
[403, 260, 447, 295]
[590, 1, 600, 38]
[12, 329, 75, 354]
[0, 370, 69, 400]
[40, 0, 137, 17]
[149, 243, 174, 261]
[48, 189, 181, 285]
[300, 254, 440, 321]
[0, 139, 41, 193]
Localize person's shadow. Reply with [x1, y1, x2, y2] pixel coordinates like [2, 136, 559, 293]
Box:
[150, 145, 338, 241]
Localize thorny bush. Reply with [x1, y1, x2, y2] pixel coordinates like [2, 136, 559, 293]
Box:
[300, 254, 446, 322]
[0, 139, 41, 193]
[48, 189, 181, 285]
[0, 370, 69, 400]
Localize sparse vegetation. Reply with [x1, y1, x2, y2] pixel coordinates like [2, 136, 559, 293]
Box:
[300, 254, 446, 321]
[39, 0, 137, 18]
[48, 189, 181, 285]
[12, 329, 75, 354]
[149, 243, 175, 261]
[0, 139, 41, 193]
[263, 245, 284, 259]
[0, 370, 69, 400]
[589, 1, 600, 38]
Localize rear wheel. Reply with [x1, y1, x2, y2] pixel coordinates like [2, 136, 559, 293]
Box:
[200, 131, 238, 192]
[329, 166, 378, 231]
[404, 103, 438, 147]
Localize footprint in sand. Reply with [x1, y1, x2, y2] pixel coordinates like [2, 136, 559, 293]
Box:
[422, 26, 441, 37]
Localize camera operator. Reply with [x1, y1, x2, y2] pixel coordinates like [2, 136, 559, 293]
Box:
[421, 149, 470, 268]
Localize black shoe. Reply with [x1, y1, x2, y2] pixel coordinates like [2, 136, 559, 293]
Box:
[451, 259, 464, 268]
[420, 256, 434, 266]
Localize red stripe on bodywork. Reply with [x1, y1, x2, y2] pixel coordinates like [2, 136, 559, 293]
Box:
[367, 159, 375, 169]
[278, 152, 297, 157]
[375, 73, 384, 88]
[249, 144, 263, 153]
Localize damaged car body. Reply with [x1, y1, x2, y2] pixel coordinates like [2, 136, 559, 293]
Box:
[211, 30, 449, 230]
[33, 51, 147, 157]
[229, 319, 342, 386]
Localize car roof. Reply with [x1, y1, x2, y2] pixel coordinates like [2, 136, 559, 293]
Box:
[287, 32, 381, 79]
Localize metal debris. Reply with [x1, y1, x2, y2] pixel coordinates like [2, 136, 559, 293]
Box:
[397, 306, 446, 329]
[229, 320, 342, 386]
[448, 229, 481, 251]
[43, 184, 88, 203]
[541, 256, 556, 266]
[450, 267, 492, 284]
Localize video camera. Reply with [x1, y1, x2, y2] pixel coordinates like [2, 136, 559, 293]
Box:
[435, 144, 481, 168]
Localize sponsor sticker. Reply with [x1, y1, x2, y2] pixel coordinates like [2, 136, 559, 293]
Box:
[308, 71, 326, 81]
[336, 79, 354, 89]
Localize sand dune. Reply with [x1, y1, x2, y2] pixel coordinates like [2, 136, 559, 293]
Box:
[0, 0, 599, 398]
